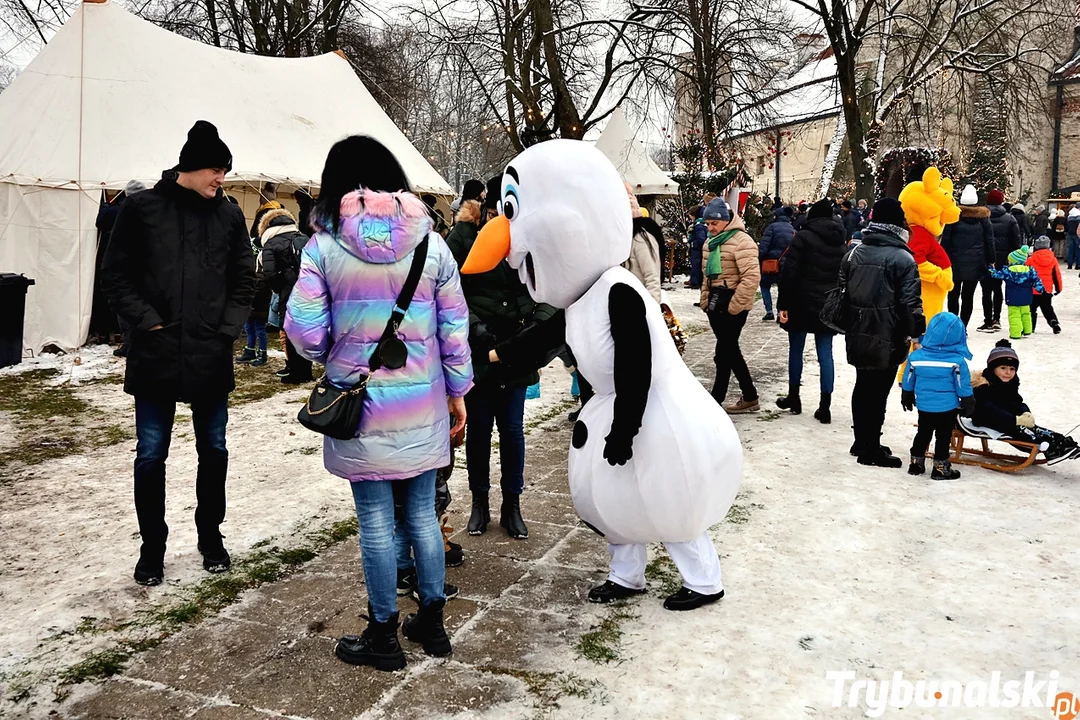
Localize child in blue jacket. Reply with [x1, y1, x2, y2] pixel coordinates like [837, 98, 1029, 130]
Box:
[901, 312, 975, 479]
[989, 247, 1045, 339]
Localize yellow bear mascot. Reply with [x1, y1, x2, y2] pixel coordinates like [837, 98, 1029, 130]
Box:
[897, 167, 961, 380]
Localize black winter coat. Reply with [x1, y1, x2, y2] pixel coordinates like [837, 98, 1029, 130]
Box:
[1010, 209, 1031, 245]
[445, 220, 557, 388]
[842, 209, 862, 239]
[776, 216, 847, 334]
[1033, 210, 1049, 238]
[261, 217, 309, 306]
[988, 205, 1021, 267]
[971, 369, 1029, 433]
[839, 228, 925, 370]
[941, 206, 994, 282]
[101, 173, 256, 401]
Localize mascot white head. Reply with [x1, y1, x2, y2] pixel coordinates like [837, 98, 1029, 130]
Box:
[461, 140, 632, 309]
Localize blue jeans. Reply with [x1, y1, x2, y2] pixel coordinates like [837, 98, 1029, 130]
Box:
[351, 471, 444, 622]
[787, 332, 835, 394]
[1069, 236, 1080, 267]
[464, 383, 527, 495]
[244, 319, 267, 351]
[133, 396, 229, 554]
[760, 275, 778, 314]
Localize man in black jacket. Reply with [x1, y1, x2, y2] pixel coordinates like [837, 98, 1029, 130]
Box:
[980, 189, 1021, 331]
[838, 198, 924, 468]
[101, 121, 256, 586]
[258, 207, 312, 383]
[941, 184, 995, 328]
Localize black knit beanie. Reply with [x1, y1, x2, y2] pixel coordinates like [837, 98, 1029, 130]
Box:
[177, 121, 233, 172]
[462, 179, 486, 203]
[484, 175, 502, 213]
[807, 199, 833, 221]
[869, 197, 904, 226]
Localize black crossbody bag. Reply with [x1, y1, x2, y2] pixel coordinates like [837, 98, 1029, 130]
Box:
[297, 237, 429, 440]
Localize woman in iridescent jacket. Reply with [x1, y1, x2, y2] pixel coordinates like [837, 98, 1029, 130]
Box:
[285, 136, 473, 671]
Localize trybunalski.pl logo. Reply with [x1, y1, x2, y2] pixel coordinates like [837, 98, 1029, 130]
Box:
[827, 670, 1077, 718]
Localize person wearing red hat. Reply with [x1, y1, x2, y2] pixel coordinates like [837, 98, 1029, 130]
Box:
[978, 188, 1021, 332]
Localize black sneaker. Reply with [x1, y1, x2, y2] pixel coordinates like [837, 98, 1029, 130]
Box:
[992, 320, 1002, 331]
[275, 368, 290, 378]
[197, 539, 231, 574]
[396, 569, 459, 600]
[445, 541, 465, 568]
[762, 313, 775, 322]
[587, 580, 646, 604]
[663, 587, 725, 611]
[133, 554, 164, 586]
[976, 322, 995, 333]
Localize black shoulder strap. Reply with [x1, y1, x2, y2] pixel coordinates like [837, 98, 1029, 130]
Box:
[370, 236, 430, 371]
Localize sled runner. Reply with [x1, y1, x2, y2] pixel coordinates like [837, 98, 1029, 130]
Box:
[944, 418, 1048, 473]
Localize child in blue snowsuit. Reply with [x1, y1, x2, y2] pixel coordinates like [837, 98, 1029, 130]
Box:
[989, 247, 1045, 340]
[900, 312, 975, 479]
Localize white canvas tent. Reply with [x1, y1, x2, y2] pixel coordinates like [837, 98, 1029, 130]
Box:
[0, 0, 452, 353]
[594, 108, 680, 197]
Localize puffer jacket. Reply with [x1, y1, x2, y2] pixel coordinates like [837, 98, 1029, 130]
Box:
[901, 312, 973, 412]
[971, 368, 1029, 433]
[989, 263, 1044, 306]
[260, 210, 309, 306]
[839, 225, 925, 370]
[941, 206, 994, 282]
[776, 214, 847, 334]
[622, 216, 663, 303]
[759, 213, 795, 270]
[1026, 249, 1062, 295]
[284, 189, 473, 482]
[444, 200, 557, 388]
[699, 215, 761, 314]
[988, 205, 1021, 267]
[1066, 207, 1080, 240]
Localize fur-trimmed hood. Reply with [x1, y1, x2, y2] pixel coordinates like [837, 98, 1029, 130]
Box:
[258, 207, 298, 238]
[320, 189, 432, 265]
[959, 205, 990, 219]
[971, 369, 988, 389]
[455, 199, 482, 226]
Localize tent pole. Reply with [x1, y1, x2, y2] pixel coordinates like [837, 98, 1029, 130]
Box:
[73, 3, 87, 366]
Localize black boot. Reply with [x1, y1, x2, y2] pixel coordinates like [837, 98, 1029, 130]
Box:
[500, 493, 529, 539]
[908, 455, 926, 476]
[335, 607, 407, 671]
[858, 448, 903, 469]
[197, 534, 231, 574]
[467, 493, 490, 535]
[133, 547, 164, 586]
[776, 385, 801, 415]
[403, 598, 453, 657]
[814, 393, 832, 424]
[931, 459, 961, 480]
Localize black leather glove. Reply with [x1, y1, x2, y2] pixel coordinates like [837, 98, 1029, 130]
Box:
[960, 395, 975, 418]
[603, 431, 634, 466]
[901, 389, 916, 412]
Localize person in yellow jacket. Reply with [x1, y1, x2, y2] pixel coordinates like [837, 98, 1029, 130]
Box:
[897, 167, 961, 381]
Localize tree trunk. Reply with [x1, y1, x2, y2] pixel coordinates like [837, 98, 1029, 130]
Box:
[532, 0, 583, 139]
[204, 0, 221, 47]
[836, 50, 876, 200]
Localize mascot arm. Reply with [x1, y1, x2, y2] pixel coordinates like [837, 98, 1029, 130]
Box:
[917, 261, 954, 293]
[604, 283, 651, 467]
[493, 310, 567, 372]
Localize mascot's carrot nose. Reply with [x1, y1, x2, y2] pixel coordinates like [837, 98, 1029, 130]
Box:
[462, 215, 510, 274]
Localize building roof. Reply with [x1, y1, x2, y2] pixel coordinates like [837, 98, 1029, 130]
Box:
[728, 46, 841, 137]
[0, 0, 453, 194]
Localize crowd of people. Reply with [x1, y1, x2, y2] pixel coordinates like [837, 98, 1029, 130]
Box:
[94, 122, 1078, 676]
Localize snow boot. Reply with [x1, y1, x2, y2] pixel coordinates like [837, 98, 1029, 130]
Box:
[467, 493, 490, 535]
[849, 436, 892, 457]
[335, 608, 407, 671]
[931, 459, 961, 480]
[776, 385, 801, 415]
[1052, 319, 1062, 335]
[235, 347, 256, 364]
[133, 548, 164, 586]
[814, 392, 832, 424]
[250, 349, 268, 367]
[197, 535, 231, 574]
[908, 455, 926, 476]
[403, 598, 453, 657]
[858, 448, 903, 469]
[500, 493, 529, 539]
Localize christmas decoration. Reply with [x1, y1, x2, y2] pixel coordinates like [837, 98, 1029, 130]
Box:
[959, 90, 1012, 202]
[875, 147, 959, 199]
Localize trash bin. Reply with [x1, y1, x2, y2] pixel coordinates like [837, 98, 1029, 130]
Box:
[0, 273, 35, 368]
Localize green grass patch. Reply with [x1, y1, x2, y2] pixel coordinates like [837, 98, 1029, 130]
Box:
[0, 369, 90, 420]
[478, 666, 600, 709]
[576, 603, 637, 664]
[725, 502, 763, 525]
[644, 554, 683, 597]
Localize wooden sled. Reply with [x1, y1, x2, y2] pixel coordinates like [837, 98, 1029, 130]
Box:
[946, 429, 1047, 473]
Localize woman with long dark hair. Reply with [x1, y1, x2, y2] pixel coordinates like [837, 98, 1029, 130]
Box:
[285, 136, 473, 671]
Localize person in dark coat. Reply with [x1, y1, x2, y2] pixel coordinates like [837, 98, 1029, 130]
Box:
[980, 189, 1021, 331]
[96, 180, 148, 355]
[841, 199, 862, 239]
[791, 202, 808, 232]
[249, 182, 283, 239]
[757, 207, 794, 321]
[940, 184, 994, 328]
[235, 230, 273, 367]
[687, 203, 709, 289]
[776, 199, 846, 423]
[259, 207, 313, 383]
[1010, 203, 1031, 246]
[445, 189, 558, 541]
[1050, 209, 1068, 259]
[293, 188, 315, 235]
[837, 198, 925, 469]
[1032, 205, 1049, 239]
[1066, 203, 1080, 269]
[101, 121, 256, 586]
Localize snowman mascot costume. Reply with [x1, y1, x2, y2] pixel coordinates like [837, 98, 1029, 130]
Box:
[462, 140, 742, 611]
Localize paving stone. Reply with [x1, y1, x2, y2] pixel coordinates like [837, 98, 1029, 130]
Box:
[449, 520, 563, 563]
[226, 635, 398, 720]
[67, 678, 203, 719]
[501, 563, 602, 613]
[189, 704, 284, 719]
[450, 607, 592, 673]
[395, 596, 482, 637]
[380, 662, 530, 720]
[526, 466, 572, 496]
[225, 572, 365, 639]
[307, 539, 361, 576]
[520, 491, 579, 527]
[126, 617, 274, 698]
[442, 554, 529, 601]
[546, 527, 608, 572]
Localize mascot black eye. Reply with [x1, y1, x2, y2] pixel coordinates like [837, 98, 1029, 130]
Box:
[503, 187, 520, 220]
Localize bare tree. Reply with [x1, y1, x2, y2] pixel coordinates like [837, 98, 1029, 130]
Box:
[795, 0, 1068, 200]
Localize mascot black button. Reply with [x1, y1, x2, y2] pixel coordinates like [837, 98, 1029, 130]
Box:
[572, 420, 588, 449]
